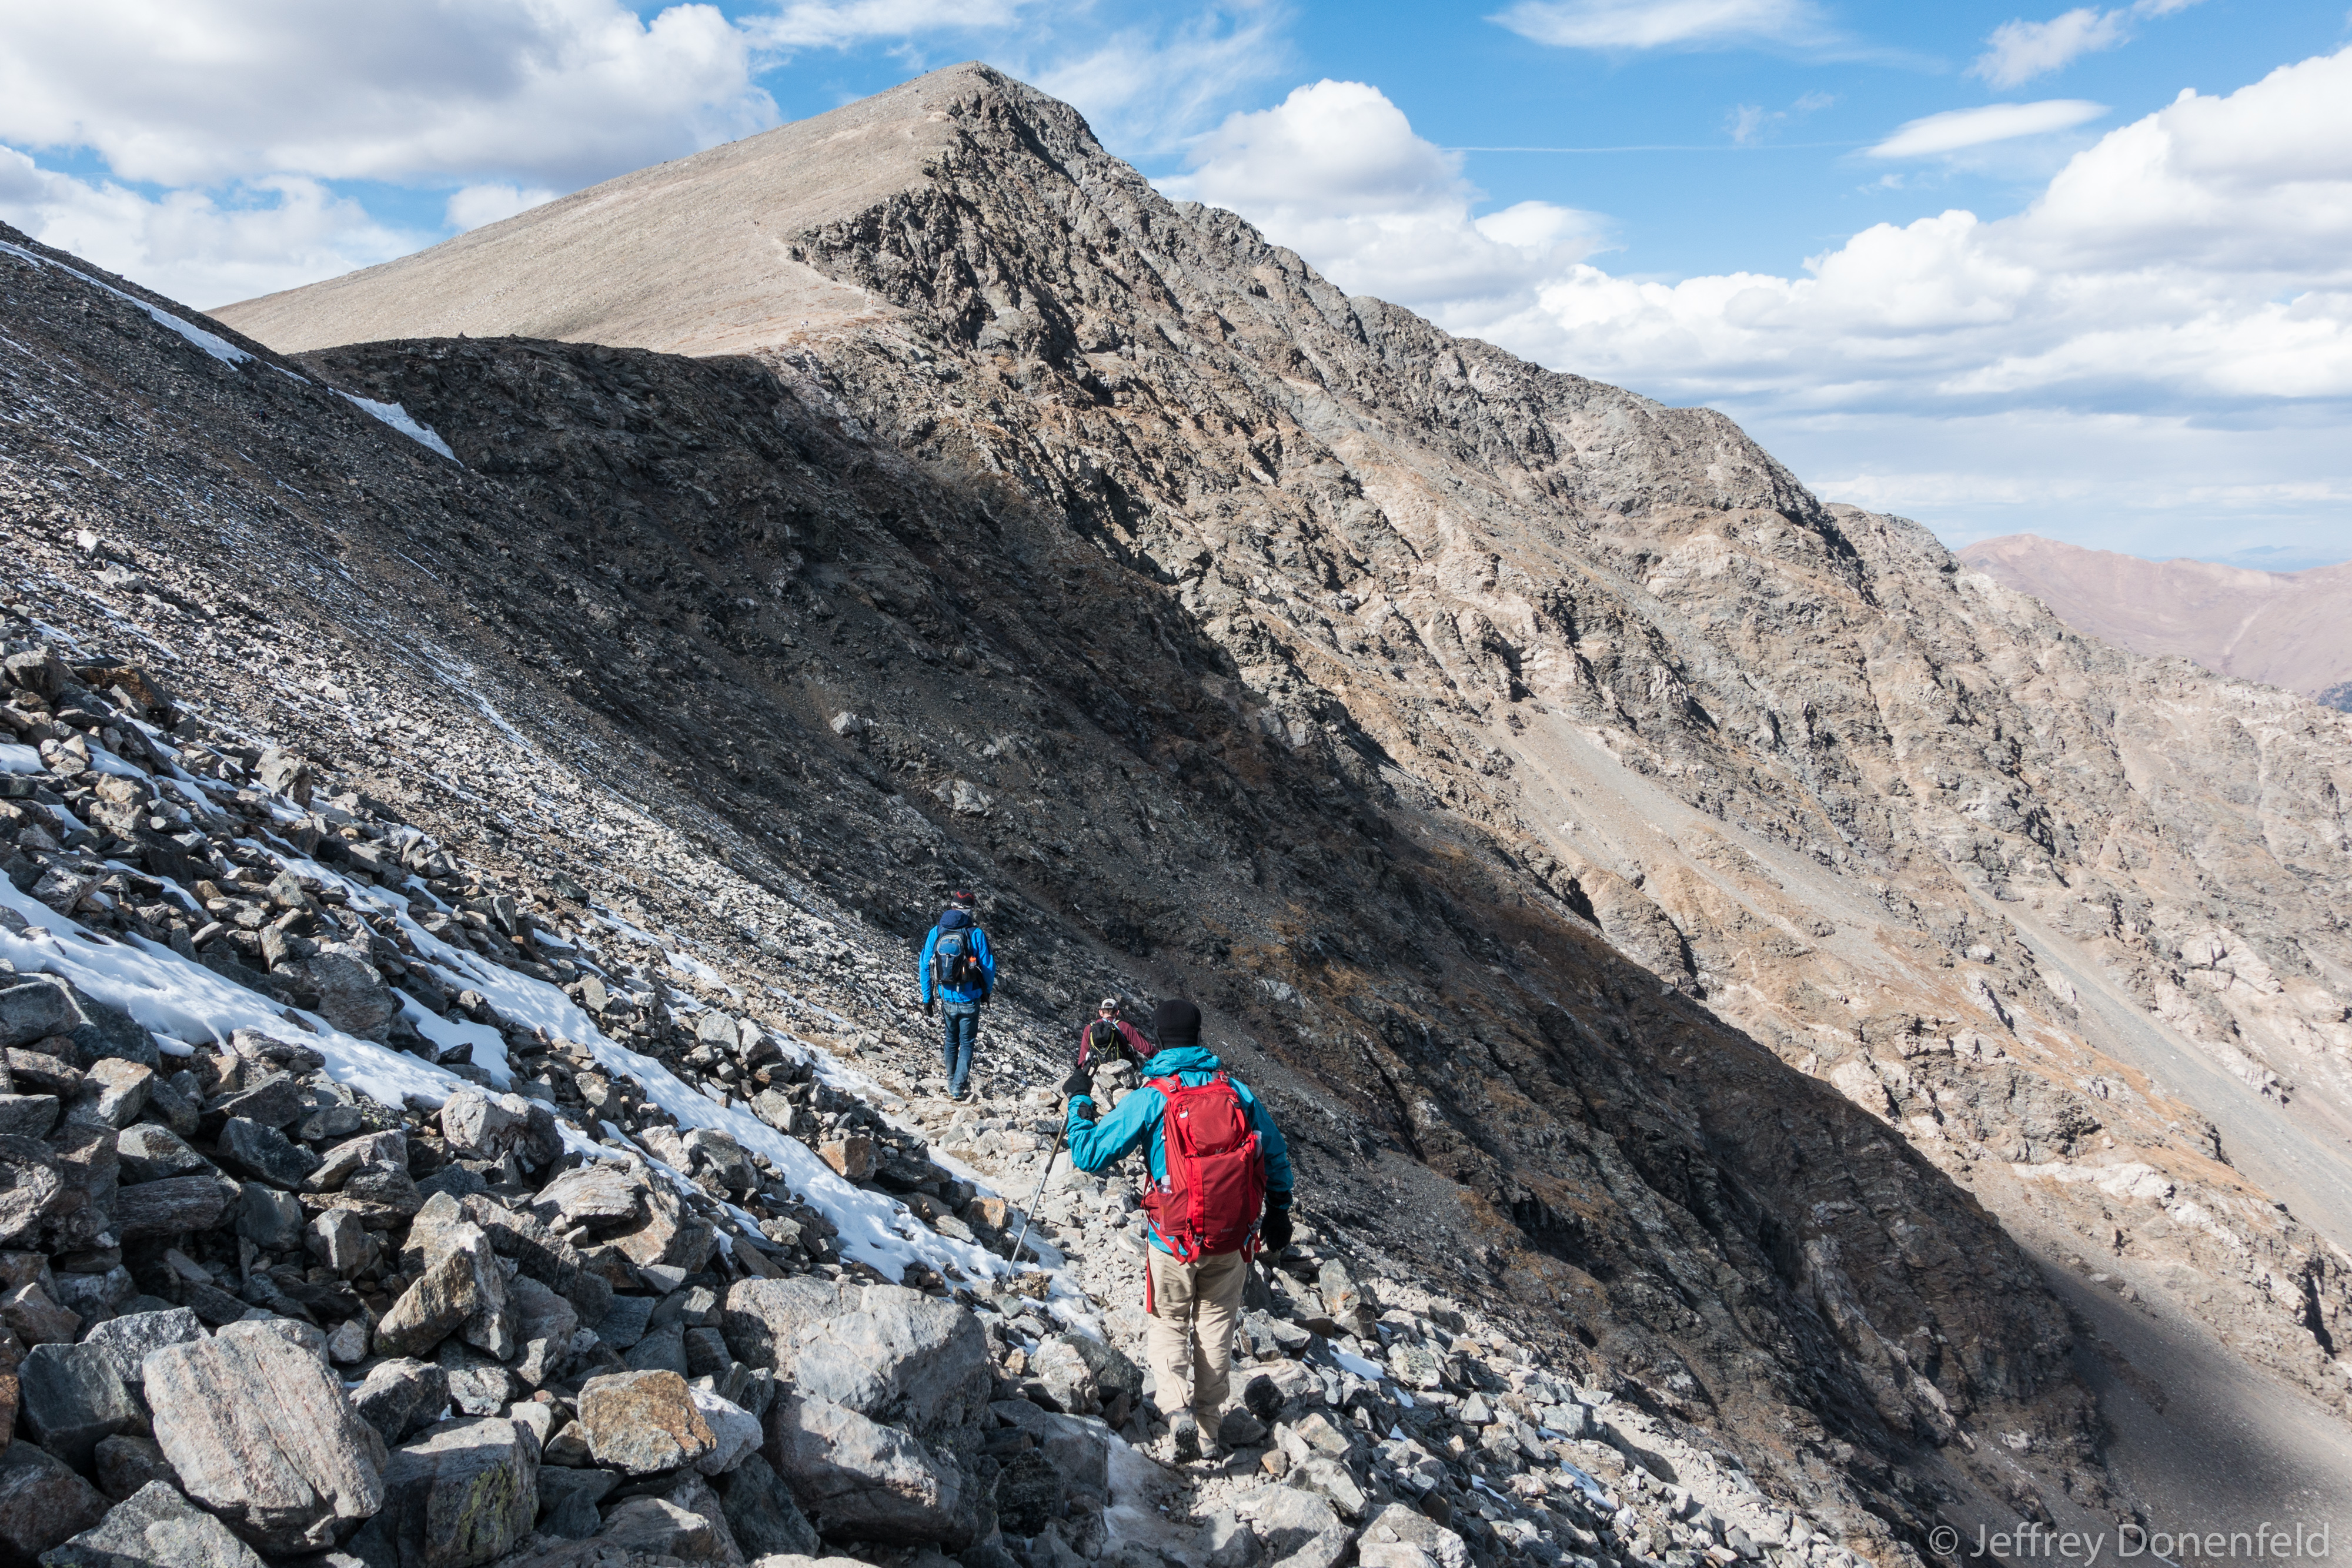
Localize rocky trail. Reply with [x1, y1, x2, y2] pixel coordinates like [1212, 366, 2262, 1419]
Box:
[0, 621, 1859, 1568]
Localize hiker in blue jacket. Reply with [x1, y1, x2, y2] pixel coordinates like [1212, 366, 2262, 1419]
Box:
[917, 890, 996, 1101]
[1060, 998, 1294, 1463]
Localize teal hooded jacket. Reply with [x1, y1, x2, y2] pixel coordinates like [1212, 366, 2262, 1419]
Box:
[1063, 1044, 1294, 1256]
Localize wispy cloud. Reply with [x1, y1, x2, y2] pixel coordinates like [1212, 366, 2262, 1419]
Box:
[1028, 4, 1293, 154]
[1867, 99, 2106, 158]
[1970, 0, 2204, 88]
[1489, 0, 1834, 52]
[751, 0, 1028, 52]
[1728, 89, 1835, 145]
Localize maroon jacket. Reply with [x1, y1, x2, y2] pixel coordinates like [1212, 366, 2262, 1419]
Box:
[1076, 1017, 1153, 1066]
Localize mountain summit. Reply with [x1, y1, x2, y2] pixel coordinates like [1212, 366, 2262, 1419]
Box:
[216, 63, 1005, 355]
[16, 58, 2352, 1559]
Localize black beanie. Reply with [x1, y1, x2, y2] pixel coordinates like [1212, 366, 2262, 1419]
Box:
[1152, 999, 1202, 1052]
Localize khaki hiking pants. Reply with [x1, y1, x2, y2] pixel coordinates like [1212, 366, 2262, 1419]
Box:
[1144, 1246, 1248, 1429]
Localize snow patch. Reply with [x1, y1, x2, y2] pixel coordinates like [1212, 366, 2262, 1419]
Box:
[394, 989, 512, 1089]
[335, 392, 460, 463]
[0, 240, 260, 370]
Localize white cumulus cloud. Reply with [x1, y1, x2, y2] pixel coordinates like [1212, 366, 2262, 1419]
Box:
[0, 149, 419, 307]
[1177, 49, 2352, 556]
[0, 0, 776, 189]
[1868, 100, 2107, 158]
[446, 183, 560, 232]
[1164, 80, 1609, 310]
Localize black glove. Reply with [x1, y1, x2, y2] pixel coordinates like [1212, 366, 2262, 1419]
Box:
[1071, 1098, 1097, 1125]
[1260, 1204, 1294, 1255]
[923, 997, 936, 1017]
[1059, 1064, 1094, 1100]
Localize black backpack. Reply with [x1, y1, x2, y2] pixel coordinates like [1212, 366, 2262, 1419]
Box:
[1082, 1018, 1134, 1066]
[932, 918, 985, 991]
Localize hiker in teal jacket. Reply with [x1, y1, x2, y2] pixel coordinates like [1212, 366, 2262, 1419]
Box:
[1060, 998, 1294, 1462]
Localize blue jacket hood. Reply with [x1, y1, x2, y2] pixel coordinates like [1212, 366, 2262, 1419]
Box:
[1137, 1044, 1221, 1075]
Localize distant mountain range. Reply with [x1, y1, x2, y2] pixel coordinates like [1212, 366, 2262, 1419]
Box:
[1960, 534, 2352, 710]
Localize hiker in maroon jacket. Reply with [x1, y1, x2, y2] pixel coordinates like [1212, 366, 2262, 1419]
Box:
[1074, 996, 1153, 1069]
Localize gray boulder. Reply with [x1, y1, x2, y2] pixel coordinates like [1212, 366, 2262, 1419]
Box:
[506, 1274, 580, 1386]
[214, 1117, 319, 1187]
[291, 943, 397, 1041]
[94, 1436, 182, 1502]
[80, 1306, 204, 1386]
[35, 1479, 263, 1568]
[764, 1395, 977, 1547]
[117, 1132, 206, 1190]
[534, 1465, 618, 1539]
[20, 1341, 143, 1469]
[624, 1321, 688, 1376]
[1251, 1485, 1344, 1560]
[0, 1094, 58, 1138]
[0, 1442, 110, 1564]
[713, 1452, 823, 1558]
[720, 1276, 849, 1366]
[1359, 1505, 1472, 1568]
[529, 1162, 644, 1230]
[0, 977, 83, 1048]
[0, 1133, 66, 1246]
[233, 1184, 305, 1249]
[576, 1369, 718, 1476]
[113, 1175, 225, 1238]
[216, 1316, 330, 1369]
[375, 1222, 509, 1358]
[457, 1195, 610, 1325]
[143, 1330, 388, 1553]
[595, 1494, 730, 1561]
[350, 1358, 451, 1447]
[350, 1416, 540, 1568]
[1028, 1332, 1142, 1424]
[786, 1284, 988, 1436]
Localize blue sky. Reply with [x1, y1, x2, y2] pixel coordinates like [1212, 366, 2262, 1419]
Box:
[5, 0, 2351, 568]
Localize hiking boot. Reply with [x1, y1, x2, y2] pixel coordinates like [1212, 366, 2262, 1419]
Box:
[1167, 1409, 1200, 1462]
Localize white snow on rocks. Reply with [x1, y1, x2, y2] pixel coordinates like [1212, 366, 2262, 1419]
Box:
[335, 392, 460, 463]
[1, 239, 259, 370]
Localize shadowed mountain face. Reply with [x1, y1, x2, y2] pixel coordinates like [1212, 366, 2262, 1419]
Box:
[1959, 535, 2352, 711]
[29, 58, 2352, 1549]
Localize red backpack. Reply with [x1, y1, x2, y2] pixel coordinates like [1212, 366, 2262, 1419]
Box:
[1143, 1071, 1268, 1262]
